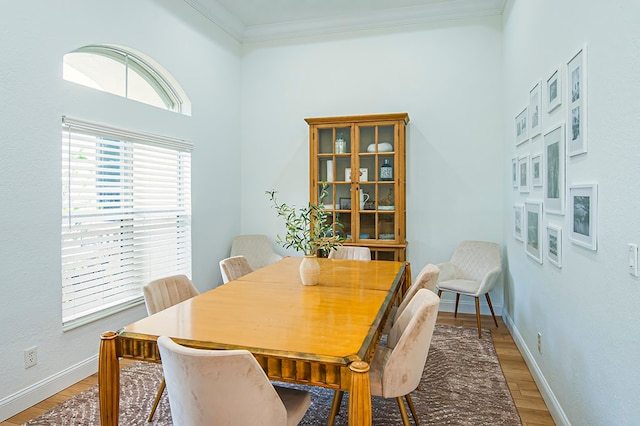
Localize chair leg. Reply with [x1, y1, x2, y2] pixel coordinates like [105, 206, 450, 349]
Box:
[474, 297, 482, 338]
[454, 293, 460, 318]
[328, 390, 344, 426]
[485, 293, 499, 327]
[147, 378, 166, 422]
[396, 396, 411, 426]
[405, 393, 419, 425]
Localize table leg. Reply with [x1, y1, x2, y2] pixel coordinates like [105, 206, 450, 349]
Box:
[99, 332, 120, 426]
[348, 361, 372, 425]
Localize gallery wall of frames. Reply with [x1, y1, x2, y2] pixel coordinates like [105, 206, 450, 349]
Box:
[512, 43, 597, 267]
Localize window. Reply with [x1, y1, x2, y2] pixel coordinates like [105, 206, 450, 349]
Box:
[61, 117, 192, 328]
[63, 45, 191, 115]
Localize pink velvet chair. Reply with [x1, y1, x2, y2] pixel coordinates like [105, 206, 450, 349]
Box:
[219, 255, 254, 283]
[157, 336, 311, 425]
[328, 246, 371, 260]
[142, 274, 199, 421]
[328, 289, 440, 425]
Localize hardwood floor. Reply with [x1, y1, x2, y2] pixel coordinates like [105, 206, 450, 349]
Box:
[2, 312, 554, 426]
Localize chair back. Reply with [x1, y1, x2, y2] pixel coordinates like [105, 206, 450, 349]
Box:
[394, 263, 439, 322]
[450, 240, 502, 283]
[384, 289, 440, 398]
[157, 337, 288, 426]
[219, 255, 254, 283]
[143, 275, 199, 315]
[230, 234, 283, 270]
[328, 246, 371, 260]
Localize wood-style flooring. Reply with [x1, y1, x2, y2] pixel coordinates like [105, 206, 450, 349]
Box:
[2, 312, 555, 426]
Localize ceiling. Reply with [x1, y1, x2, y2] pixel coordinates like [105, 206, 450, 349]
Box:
[184, 0, 506, 43]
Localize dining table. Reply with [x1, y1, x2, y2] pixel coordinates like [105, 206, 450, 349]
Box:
[98, 256, 410, 425]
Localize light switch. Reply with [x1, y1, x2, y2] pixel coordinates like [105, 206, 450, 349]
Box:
[628, 243, 638, 277]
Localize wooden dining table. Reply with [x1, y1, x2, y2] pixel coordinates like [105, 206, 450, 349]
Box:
[98, 256, 410, 425]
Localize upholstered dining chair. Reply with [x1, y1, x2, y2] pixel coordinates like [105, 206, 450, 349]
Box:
[384, 263, 440, 334]
[230, 234, 283, 270]
[328, 289, 440, 426]
[142, 274, 199, 422]
[157, 336, 311, 426]
[435, 240, 502, 338]
[219, 255, 254, 283]
[328, 246, 371, 260]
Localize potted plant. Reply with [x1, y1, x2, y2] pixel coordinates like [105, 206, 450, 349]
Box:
[266, 183, 344, 285]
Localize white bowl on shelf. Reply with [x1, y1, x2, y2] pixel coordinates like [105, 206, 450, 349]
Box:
[366, 142, 393, 153]
[378, 205, 395, 210]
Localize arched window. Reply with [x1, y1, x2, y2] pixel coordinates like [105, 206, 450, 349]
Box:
[63, 44, 191, 115]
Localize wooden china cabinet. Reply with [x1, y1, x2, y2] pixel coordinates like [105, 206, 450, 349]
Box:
[306, 113, 409, 261]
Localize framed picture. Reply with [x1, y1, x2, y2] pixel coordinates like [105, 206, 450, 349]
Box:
[525, 201, 543, 264]
[518, 154, 530, 193]
[567, 45, 587, 156]
[345, 168, 368, 182]
[529, 81, 542, 138]
[515, 107, 528, 146]
[531, 153, 542, 187]
[513, 204, 524, 241]
[546, 225, 562, 268]
[544, 124, 565, 215]
[512, 157, 518, 188]
[546, 67, 562, 112]
[569, 184, 598, 250]
[339, 197, 351, 210]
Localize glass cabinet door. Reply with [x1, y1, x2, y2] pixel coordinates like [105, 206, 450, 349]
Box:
[355, 123, 398, 243]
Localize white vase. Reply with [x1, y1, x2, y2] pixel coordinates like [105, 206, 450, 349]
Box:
[299, 255, 320, 286]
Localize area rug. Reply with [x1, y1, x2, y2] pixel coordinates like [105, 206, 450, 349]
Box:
[25, 325, 521, 425]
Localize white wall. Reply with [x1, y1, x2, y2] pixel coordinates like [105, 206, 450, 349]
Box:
[240, 17, 505, 316]
[503, 1, 640, 424]
[0, 1, 242, 419]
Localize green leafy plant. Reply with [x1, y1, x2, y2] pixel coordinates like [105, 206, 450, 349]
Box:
[266, 183, 344, 256]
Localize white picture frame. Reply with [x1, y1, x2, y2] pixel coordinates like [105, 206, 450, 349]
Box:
[546, 67, 562, 112]
[529, 81, 542, 138]
[544, 124, 565, 215]
[518, 154, 530, 193]
[567, 45, 588, 156]
[569, 184, 598, 250]
[525, 201, 543, 264]
[515, 107, 528, 146]
[531, 153, 543, 187]
[543, 123, 566, 215]
[512, 157, 518, 188]
[546, 225, 562, 268]
[514, 204, 524, 241]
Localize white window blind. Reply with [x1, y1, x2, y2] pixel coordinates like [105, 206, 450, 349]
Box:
[61, 117, 192, 328]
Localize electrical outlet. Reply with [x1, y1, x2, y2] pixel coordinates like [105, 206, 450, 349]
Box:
[24, 346, 37, 368]
[628, 243, 638, 277]
[537, 333, 542, 354]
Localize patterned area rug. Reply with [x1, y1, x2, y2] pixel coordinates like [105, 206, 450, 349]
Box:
[25, 325, 521, 425]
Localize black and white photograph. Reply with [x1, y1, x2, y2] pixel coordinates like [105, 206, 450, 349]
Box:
[544, 124, 565, 214]
[518, 154, 530, 193]
[529, 81, 542, 137]
[514, 204, 524, 241]
[512, 157, 518, 188]
[546, 225, 562, 267]
[567, 46, 587, 156]
[515, 107, 528, 145]
[569, 184, 598, 250]
[546, 67, 562, 112]
[525, 201, 543, 263]
[531, 153, 542, 187]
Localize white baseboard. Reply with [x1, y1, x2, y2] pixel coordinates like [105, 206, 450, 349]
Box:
[502, 310, 571, 426]
[0, 355, 98, 422]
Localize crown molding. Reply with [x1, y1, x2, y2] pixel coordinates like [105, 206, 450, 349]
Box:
[185, 0, 506, 44]
[183, 0, 246, 41]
